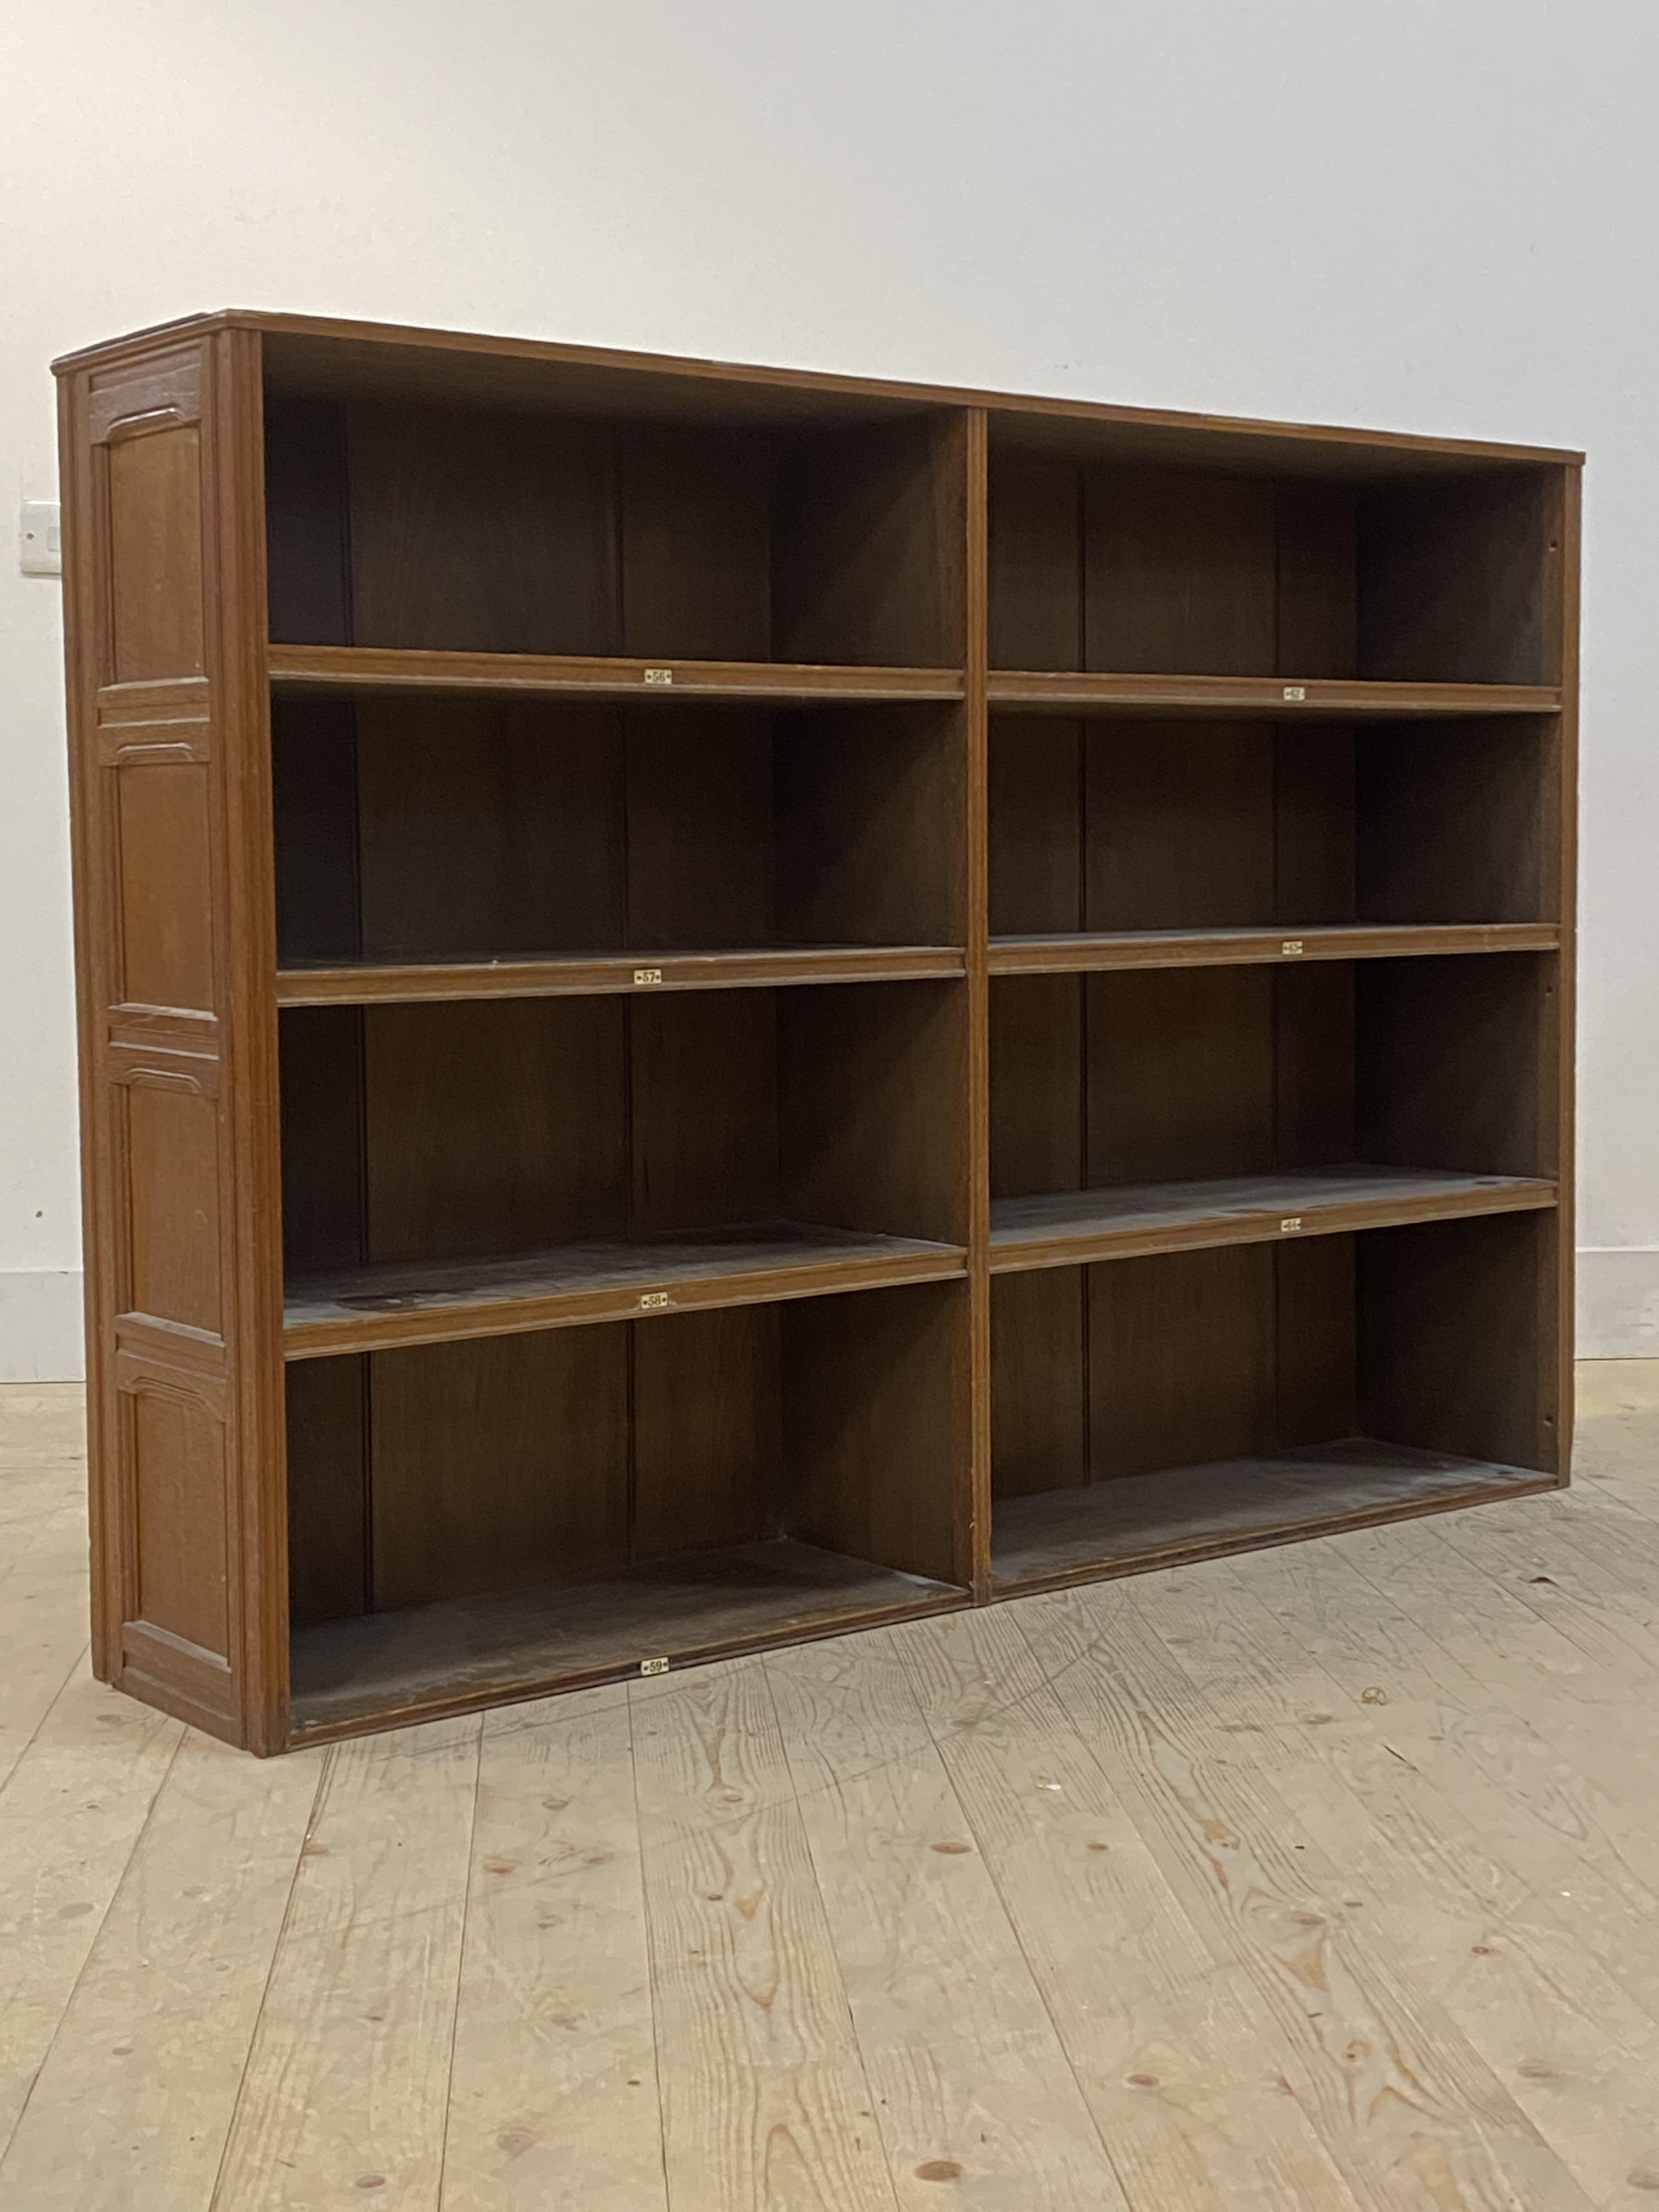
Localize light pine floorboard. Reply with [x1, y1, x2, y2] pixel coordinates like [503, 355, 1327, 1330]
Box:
[4, 1370, 1659, 2207]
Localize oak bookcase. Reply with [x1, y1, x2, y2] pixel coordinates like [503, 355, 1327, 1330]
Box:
[55, 312, 1578, 1752]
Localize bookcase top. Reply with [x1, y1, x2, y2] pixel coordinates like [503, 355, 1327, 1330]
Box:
[53, 307, 1583, 477]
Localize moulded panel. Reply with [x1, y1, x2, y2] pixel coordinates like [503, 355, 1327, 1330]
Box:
[130, 1384, 230, 1655]
[106, 426, 205, 682]
[125, 1082, 222, 1330]
[990, 1269, 1086, 1498]
[115, 762, 216, 1011]
[633, 1305, 781, 1560]
[369, 1326, 630, 1609]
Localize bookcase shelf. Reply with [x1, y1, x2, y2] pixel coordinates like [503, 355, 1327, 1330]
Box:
[990, 1165, 1557, 1273]
[285, 1221, 969, 1358]
[270, 644, 965, 704]
[276, 945, 967, 1006]
[989, 923, 1558, 975]
[55, 310, 1578, 1751]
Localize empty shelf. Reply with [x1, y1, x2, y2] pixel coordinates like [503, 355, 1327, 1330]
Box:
[989, 923, 1559, 975]
[992, 1438, 1554, 1593]
[285, 1220, 969, 1357]
[269, 643, 964, 703]
[988, 670, 1562, 718]
[291, 1537, 966, 1738]
[990, 1165, 1557, 1272]
[277, 944, 966, 1005]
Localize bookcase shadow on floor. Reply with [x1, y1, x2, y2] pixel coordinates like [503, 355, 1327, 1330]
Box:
[53, 309, 1576, 1748]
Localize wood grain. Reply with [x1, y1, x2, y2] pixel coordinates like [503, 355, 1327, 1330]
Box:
[626, 1663, 900, 2212]
[441, 1689, 667, 2212]
[0, 1731, 320, 2212]
[767, 1632, 1133, 2208]
[211, 1717, 481, 2208]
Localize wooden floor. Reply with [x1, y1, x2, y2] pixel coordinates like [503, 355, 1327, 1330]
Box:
[5, 1374, 1659, 2208]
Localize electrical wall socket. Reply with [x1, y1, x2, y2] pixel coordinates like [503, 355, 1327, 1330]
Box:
[20, 500, 61, 577]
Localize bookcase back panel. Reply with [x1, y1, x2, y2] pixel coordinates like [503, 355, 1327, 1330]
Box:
[991, 715, 1549, 935]
[272, 697, 963, 961]
[990, 1210, 1554, 1508]
[279, 981, 966, 1273]
[265, 395, 963, 667]
[990, 967, 1357, 1195]
[284, 1279, 966, 1629]
[989, 450, 1556, 683]
[991, 955, 1551, 1198]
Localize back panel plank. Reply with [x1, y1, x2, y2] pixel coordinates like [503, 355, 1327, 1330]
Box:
[1088, 1243, 1278, 1480]
[369, 1327, 630, 1609]
[990, 1268, 1087, 1498]
[1085, 470, 1277, 676]
[1086, 967, 1276, 1183]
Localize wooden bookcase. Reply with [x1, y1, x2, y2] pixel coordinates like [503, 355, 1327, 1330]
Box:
[54, 312, 1579, 1751]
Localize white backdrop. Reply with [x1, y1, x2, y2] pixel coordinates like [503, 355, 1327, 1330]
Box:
[2, 0, 1654, 1375]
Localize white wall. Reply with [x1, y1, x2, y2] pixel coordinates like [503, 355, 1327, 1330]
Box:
[2, 0, 1655, 1375]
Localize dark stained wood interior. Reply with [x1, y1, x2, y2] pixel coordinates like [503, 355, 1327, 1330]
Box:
[55, 308, 1576, 1750]
[988, 448, 1561, 685]
[990, 1210, 1559, 1587]
[273, 694, 966, 969]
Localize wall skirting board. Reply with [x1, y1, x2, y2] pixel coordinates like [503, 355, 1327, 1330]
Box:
[0, 1257, 1652, 1380]
[0, 1272, 85, 1383]
[1578, 1250, 1659, 1359]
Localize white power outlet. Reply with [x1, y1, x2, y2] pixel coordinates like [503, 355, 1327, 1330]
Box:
[20, 500, 61, 577]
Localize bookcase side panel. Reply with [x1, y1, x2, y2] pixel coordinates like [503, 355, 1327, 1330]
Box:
[60, 330, 283, 1749]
